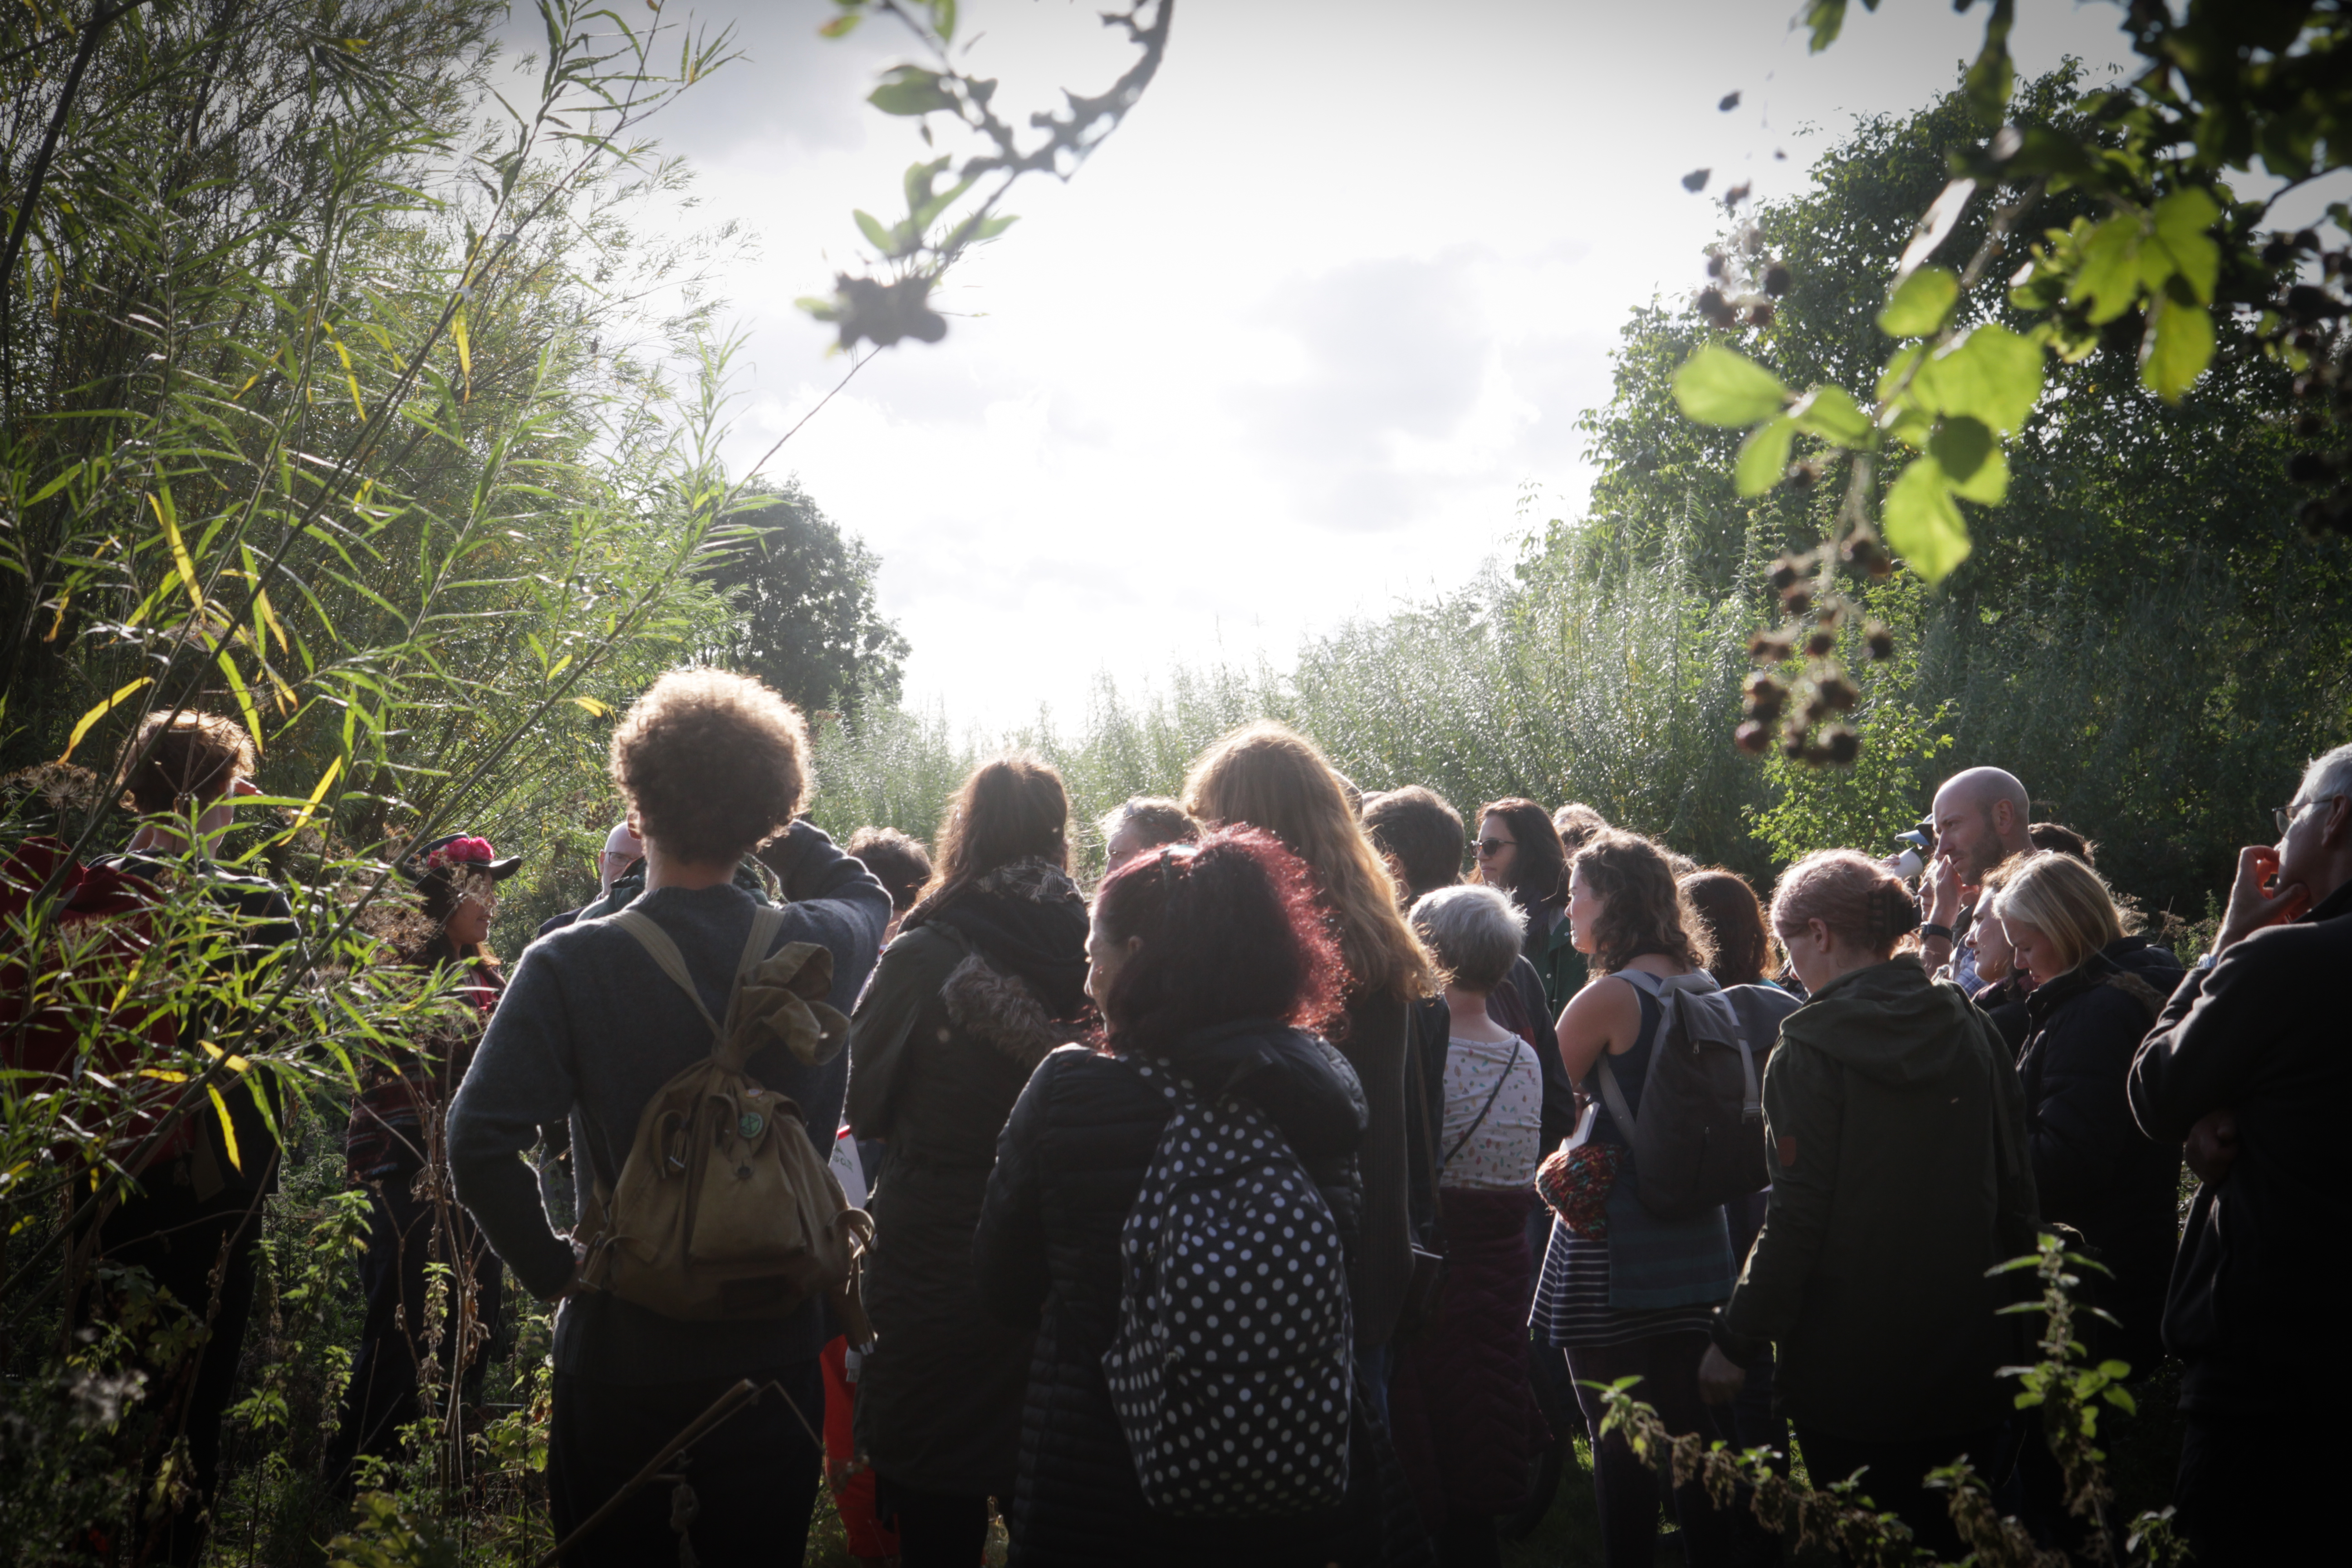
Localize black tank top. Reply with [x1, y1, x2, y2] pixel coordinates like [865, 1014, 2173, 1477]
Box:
[1584, 981, 1661, 1147]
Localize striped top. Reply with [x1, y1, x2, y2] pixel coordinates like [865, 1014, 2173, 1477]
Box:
[1529, 978, 1734, 1348]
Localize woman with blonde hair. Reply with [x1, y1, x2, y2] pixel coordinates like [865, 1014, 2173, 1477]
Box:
[1989, 852, 2183, 1376]
[1702, 849, 2036, 1563]
[1529, 829, 1737, 1567]
[1182, 722, 1433, 1414]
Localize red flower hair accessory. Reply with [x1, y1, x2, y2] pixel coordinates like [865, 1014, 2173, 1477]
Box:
[423, 835, 496, 872]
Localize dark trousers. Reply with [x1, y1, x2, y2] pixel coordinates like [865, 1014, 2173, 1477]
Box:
[875, 1479, 990, 1568]
[325, 1160, 505, 1490]
[1434, 1508, 1503, 1568]
[1794, 1424, 2007, 1563]
[94, 1166, 271, 1568]
[548, 1362, 824, 1568]
[2175, 1409, 2347, 1566]
[1566, 1333, 1736, 1568]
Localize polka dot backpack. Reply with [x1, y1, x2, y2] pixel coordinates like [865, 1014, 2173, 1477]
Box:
[1100, 1056, 1354, 1518]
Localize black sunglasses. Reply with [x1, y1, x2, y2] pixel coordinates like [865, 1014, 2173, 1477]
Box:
[1475, 837, 1515, 855]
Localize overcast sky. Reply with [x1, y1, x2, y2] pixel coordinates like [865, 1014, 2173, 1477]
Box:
[515, 1, 2161, 729]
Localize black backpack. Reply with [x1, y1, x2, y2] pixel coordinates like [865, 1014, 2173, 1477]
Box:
[1101, 1054, 1354, 1518]
[1596, 973, 1801, 1219]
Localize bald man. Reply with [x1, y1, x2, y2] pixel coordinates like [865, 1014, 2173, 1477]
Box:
[1922, 766, 2033, 989]
[533, 820, 646, 940]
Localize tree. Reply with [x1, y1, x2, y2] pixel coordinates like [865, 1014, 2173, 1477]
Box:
[702, 479, 908, 716]
[1669, 0, 2350, 767]
[1544, 64, 2348, 911]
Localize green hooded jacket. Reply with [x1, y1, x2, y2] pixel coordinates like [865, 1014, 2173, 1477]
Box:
[1724, 959, 2039, 1441]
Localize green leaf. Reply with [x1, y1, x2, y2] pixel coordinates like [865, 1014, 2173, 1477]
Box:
[930, 0, 957, 41]
[853, 210, 893, 252]
[1790, 385, 1872, 446]
[1962, 1, 2015, 125]
[1921, 324, 2043, 435]
[1951, 443, 2007, 505]
[1877, 265, 1960, 338]
[868, 66, 955, 117]
[818, 11, 862, 37]
[1928, 415, 1993, 483]
[1803, 0, 1847, 52]
[1672, 345, 1788, 426]
[1735, 416, 1797, 496]
[2151, 187, 2221, 304]
[2141, 294, 2214, 402]
[2071, 215, 2144, 325]
[1882, 458, 1973, 582]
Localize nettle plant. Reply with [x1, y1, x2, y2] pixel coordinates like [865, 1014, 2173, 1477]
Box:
[1675, 0, 2348, 765]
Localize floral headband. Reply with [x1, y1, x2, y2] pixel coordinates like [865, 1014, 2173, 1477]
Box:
[423, 835, 497, 872]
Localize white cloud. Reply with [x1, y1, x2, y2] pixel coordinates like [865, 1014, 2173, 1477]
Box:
[522, 0, 2146, 728]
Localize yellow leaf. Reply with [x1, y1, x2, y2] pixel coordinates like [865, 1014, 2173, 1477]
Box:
[264, 662, 298, 715]
[281, 755, 343, 841]
[45, 590, 70, 641]
[255, 587, 290, 653]
[198, 1040, 252, 1073]
[206, 1083, 242, 1172]
[451, 301, 472, 401]
[138, 1068, 190, 1083]
[568, 695, 609, 718]
[61, 677, 153, 761]
[150, 490, 204, 618]
[216, 651, 265, 753]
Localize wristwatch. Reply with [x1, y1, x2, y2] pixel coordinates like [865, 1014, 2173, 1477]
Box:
[1921, 922, 1955, 942]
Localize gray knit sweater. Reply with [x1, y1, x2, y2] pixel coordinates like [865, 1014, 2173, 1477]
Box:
[448, 821, 890, 1383]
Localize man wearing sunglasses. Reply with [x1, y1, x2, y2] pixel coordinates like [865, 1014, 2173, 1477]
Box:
[2128, 742, 2352, 1563]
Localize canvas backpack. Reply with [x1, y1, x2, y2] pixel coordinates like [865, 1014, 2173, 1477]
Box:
[1596, 972, 1800, 1220]
[576, 905, 875, 1331]
[1101, 1055, 1354, 1519]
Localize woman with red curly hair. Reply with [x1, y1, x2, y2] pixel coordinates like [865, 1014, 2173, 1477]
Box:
[974, 828, 1409, 1566]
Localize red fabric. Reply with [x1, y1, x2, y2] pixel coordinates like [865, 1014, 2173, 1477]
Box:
[1391, 1185, 1551, 1520]
[819, 1335, 902, 1561]
[0, 838, 193, 1166]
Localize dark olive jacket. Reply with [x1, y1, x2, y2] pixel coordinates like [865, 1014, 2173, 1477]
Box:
[1722, 960, 2039, 1441]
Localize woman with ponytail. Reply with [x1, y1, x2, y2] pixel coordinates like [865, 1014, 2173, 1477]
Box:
[1699, 850, 2040, 1562]
[973, 828, 1406, 1566]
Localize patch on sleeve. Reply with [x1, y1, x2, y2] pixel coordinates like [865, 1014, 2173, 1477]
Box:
[1777, 1136, 1798, 1169]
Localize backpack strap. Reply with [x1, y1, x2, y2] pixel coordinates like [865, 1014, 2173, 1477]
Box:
[611, 905, 787, 1055]
[1441, 1038, 1522, 1174]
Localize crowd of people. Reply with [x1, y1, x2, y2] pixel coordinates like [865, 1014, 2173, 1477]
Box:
[34, 674, 2351, 1567]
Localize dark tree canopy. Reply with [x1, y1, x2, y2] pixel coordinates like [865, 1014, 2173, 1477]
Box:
[703, 479, 909, 717]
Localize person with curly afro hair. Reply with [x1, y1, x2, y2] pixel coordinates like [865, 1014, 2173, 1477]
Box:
[449, 667, 891, 1568]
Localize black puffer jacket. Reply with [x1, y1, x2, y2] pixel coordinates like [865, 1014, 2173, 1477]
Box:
[2016, 936, 2183, 1371]
[974, 1022, 1418, 1568]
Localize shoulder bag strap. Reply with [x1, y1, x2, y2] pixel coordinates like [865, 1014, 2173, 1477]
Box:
[1441, 1038, 1523, 1173]
[720, 905, 788, 1037]
[1590, 972, 1654, 1141]
[609, 910, 718, 1036]
[609, 905, 784, 1048]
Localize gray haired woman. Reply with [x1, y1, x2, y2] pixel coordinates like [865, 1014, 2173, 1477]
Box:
[1390, 883, 1548, 1566]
